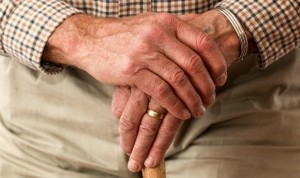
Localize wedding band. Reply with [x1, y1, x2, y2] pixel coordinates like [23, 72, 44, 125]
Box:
[147, 109, 164, 120]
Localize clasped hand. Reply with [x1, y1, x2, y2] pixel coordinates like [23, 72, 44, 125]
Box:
[44, 11, 228, 173]
[110, 13, 228, 172]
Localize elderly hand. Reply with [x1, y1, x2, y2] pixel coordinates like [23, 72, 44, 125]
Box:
[43, 12, 227, 120]
[111, 9, 257, 172]
[112, 87, 183, 172]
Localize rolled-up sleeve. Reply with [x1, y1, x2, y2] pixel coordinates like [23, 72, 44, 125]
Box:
[0, 0, 83, 74]
[216, 0, 300, 69]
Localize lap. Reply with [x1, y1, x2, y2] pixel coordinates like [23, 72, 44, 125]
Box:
[165, 48, 300, 177]
[0, 47, 300, 178]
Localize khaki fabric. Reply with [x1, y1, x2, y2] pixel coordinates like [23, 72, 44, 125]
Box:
[166, 48, 300, 178]
[0, 47, 300, 178]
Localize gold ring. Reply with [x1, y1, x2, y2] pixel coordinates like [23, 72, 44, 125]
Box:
[147, 109, 164, 120]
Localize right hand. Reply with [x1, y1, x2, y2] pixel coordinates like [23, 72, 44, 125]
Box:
[43, 13, 227, 119]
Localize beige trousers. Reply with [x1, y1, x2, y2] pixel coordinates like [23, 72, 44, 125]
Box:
[0, 47, 300, 178]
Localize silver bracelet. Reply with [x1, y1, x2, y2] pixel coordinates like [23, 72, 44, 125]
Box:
[216, 7, 248, 62]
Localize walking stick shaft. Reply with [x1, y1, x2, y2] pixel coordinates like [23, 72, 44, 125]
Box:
[142, 160, 166, 178]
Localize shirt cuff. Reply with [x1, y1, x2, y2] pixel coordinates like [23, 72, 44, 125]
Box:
[2, 0, 83, 74]
[216, 0, 300, 69]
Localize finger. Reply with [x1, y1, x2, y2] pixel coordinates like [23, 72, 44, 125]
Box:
[134, 70, 191, 120]
[174, 19, 227, 86]
[143, 52, 204, 118]
[127, 100, 166, 172]
[112, 86, 131, 118]
[159, 35, 216, 107]
[119, 88, 149, 154]
[145, 114, 183, 168]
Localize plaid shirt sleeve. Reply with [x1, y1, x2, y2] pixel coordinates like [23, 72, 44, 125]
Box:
[0, 0, 83, 74]
[1, 0, 299, 73]
[216, 0, 300, 69]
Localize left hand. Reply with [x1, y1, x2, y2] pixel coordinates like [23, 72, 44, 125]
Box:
[112, 87, 183, 172]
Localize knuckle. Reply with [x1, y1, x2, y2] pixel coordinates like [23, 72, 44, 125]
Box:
[152, 81, 170, 99]
[185, 54, 203, 73]
[150, 145, 166, 156]
[196, 33, 215, 51]
[121, 59, 143, 76]
[169, 70, 187, 87]
[139, 122, 158, 138]
[147, 51, 162, 63]
[119, 116, 137, 133]
[131, 39, 152, 54]
[149, 123, 181, 157]
[132, 90, 148, 105]
[160, 126, 177, 138]
[141, 24, 164, 41]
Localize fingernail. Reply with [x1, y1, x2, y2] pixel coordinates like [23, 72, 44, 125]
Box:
[128, 159, 140, 172]
[216, 73, 227, 86]
[196, 105, 206, 118]
[145, 156, 154, 168]
[206, 95, 215, 107]
[183, 109, 191, 119]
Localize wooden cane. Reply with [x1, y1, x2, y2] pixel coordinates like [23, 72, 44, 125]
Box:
[142, 159, 166, 178]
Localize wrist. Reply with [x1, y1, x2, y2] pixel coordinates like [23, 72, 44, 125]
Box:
[188, 10, 258, 65]
[42, 14, 104, 68]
